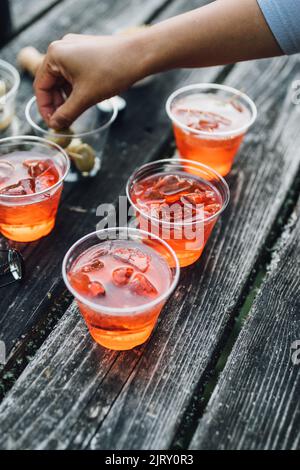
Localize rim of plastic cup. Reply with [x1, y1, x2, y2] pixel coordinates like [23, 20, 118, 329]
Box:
[0, 135, 70, 200]
[166, 83, 257, 139]
[62, 227, 180, 315]
[0, 59, 21, 101]
[25, 96, 118, 139]
[126, 158, 230, 226]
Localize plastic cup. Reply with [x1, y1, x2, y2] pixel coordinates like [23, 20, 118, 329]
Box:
[26, 96, 118, 181]
[127, 159, 230, 267]
[0, 136, 70, 242]
[166, 83, 257, 176]
[0, 59, 20, 135]
[62, 228, 180, 351]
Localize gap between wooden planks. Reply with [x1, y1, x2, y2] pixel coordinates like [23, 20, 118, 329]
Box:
[0, 0, 216, 367]
[0, 50, 299, 449]
[190, 197, 300, 450]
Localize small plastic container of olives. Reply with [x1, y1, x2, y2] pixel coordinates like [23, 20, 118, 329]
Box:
[25, 96, 118, 182]
[0, 60, 20, 136]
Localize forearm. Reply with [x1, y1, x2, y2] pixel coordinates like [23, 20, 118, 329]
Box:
[138, 0, 282, 75]
[34, 0, 285, 128]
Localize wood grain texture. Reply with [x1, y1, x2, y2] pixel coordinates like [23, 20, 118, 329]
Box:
[1, 0, 207, 357]
[191, 199, 300, 450]
[0, 49, 299, 449]
[83, 55, 300, 451]
[0, 0, 218, 360]
[0, 303, 144, 449]
[10, 0, 62, 35]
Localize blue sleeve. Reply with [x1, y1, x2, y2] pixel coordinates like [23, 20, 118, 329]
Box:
[257, 0, 300, 55]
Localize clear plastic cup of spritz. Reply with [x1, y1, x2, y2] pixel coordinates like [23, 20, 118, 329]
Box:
[166, 83, 257, 176]
[0, 136, 70, 242]
[63, 228, 180, 351]
[127, 159, 230, 267]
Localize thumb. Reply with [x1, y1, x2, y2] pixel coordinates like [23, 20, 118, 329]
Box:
[49, 88, 89, 129]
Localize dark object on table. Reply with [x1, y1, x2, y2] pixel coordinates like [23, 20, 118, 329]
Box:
[0, 0, 13, 47]
[0, 249, 24, 287]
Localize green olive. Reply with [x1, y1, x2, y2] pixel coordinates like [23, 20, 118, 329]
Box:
[48, 128, 74, 148]
[68, 143, 96, 173]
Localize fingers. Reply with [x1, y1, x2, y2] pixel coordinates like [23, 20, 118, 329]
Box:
[52, 88, 65, 110]
[49, 86, 90, 129]
[34, 35, 103, 129]
[34, 42, 67, 125]
[34, 63, 59, 124]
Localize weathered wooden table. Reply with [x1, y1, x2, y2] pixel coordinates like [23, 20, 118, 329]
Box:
[0, 0, 299, 451]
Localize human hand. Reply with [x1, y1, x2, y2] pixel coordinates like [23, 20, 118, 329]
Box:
[34, 33, 148, 129]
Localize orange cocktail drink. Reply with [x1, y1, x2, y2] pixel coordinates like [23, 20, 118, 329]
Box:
[166, 84, 257, 176]
[63, 228, 180, 350]
[0, 136, 69, 242]
[127, 159, 229, 267]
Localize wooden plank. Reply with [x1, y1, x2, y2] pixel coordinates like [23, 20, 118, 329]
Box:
[82, 55, 300, 451]
[0, 50, 300, 450]
[0, 0, 299, 449]
[0, 303, 143, 450]
[191, 199, 300, 450]
[10, 0, 62, 36]
[0, 0, 189, 358]
[0, 0, 218, 361]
